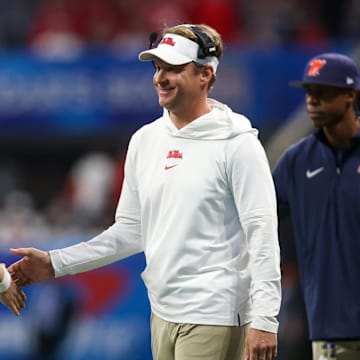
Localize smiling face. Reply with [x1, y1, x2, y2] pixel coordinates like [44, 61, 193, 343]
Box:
[152, 59, 212, 119]
[304, 84, 356, 128]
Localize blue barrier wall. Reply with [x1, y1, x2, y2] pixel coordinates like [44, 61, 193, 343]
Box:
[0, 45, 351, 140]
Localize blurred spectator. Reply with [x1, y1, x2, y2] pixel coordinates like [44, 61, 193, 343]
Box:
[68, 152, 116, 223]
[28, 0, 86, 59]
[0, 165, 19, 202]
[109, 0, 150, 55]
[81, 0, 123, 48]
[0, 190, 49, 246]
[240, 0, 330, 48]
[188, 0, 243, 43]
[292, 0, 329, 48]
[140, 0, 192, 34]
[274, 0, 327, 47]
[240, 0, 287, 46]
[0, 0, 39, 49]
[45, 152, 118, 231]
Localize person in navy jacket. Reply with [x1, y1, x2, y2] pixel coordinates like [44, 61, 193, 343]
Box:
[273, 52, 360, 359]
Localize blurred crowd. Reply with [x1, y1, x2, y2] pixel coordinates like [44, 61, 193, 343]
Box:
[0, 150, 125, 246]
[0, 0, 360, 57]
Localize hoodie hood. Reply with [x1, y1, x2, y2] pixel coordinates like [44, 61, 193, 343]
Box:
[162, 99, 257, 140]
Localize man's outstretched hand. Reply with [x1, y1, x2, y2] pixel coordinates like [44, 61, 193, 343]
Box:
[9, 248, 55, 287]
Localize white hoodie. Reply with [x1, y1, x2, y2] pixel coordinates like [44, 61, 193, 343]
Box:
[50, 99, 281, 332]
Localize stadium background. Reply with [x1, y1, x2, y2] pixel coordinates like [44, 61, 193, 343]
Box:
[0, 0, 359, 359]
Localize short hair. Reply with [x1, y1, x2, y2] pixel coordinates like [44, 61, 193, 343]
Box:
[162, 24, 223, 61]
[161, 24, 223, 90]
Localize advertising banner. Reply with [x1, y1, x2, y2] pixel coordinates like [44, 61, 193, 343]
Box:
[0, 48, 335, 140]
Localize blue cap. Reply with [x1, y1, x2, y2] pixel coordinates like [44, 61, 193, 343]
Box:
[289, 53, 360, 90]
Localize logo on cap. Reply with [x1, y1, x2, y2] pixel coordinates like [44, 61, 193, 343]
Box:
[160, 37, 176, 47]
[307, 59, 326, 77]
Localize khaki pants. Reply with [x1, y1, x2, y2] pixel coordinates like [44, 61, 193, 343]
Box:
[312, 341, 360, 360]
[150, 313, 250, 360]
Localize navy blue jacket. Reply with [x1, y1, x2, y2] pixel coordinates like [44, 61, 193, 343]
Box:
[273, 129, 360, 340]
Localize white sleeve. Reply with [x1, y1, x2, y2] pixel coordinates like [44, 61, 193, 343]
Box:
[50, 135, 143, 277]
[228, 134, 281, 333]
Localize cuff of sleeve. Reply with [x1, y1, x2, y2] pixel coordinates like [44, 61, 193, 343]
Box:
[49, 250, 64, 278]
[0, 265, 11, 293]
[250, 316, 279, 333]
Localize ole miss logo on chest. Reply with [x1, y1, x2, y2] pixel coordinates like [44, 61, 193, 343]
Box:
[164, 149, 183, 170]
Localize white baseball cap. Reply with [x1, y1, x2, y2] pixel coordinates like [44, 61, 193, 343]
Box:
[138, 33, 219, 74]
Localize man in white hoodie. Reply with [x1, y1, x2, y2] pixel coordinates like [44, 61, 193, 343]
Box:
[9, 24, 281, 360]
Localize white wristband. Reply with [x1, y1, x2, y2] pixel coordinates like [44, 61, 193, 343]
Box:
[0, 266, 11, 293]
